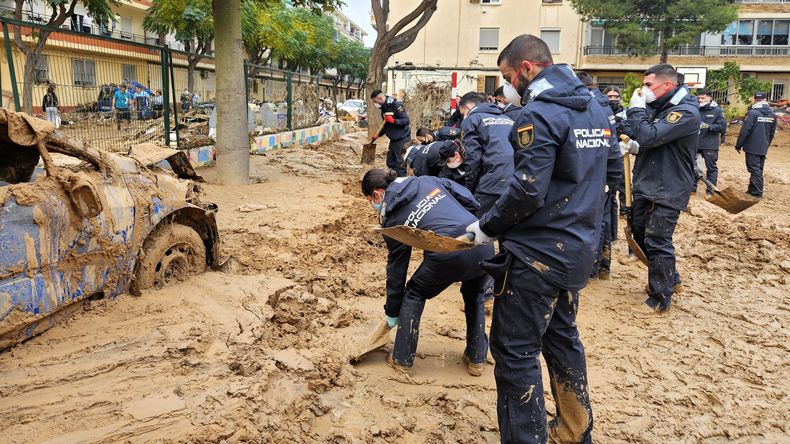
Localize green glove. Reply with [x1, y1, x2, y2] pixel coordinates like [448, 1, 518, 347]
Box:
[385, 315, 399, 328]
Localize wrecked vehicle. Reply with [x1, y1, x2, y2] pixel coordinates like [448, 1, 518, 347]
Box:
[0, 110, 219, 350]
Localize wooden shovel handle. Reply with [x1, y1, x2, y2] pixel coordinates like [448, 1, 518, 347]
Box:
[621, 135, 633, 208]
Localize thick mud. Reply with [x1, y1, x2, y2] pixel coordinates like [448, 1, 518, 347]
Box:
[0, 131, 788, 442]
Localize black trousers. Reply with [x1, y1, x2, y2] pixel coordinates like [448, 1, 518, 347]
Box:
[490, 256, 593, 444]
[745, 153, 766, 197]
[630, 197, 681, 307]
[390, 244, 494, 368]
[695, 149, 719, 194]
[386, 137, 408, 177]
[591, 189, 614, 276]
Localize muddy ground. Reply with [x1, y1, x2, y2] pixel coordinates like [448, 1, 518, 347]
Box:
[1, 129, 789, 443]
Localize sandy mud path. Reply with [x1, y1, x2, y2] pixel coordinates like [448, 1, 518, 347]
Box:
[1, 131, 788, 442]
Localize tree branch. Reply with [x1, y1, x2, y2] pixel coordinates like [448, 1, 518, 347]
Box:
[388, 4, 437, 54]
[387, 0, 435, 40]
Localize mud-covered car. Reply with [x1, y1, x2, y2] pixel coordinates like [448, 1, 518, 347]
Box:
[0, 110, 219, 349]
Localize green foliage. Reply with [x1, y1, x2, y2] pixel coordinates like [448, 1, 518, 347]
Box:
[569, 0, 739, 60]
[622, 72, 641, 103]
[707, 61, 771, 105]
[144, 0, 214, 53]
[722, 105, 740, 120]
[332, 38, 370, 83]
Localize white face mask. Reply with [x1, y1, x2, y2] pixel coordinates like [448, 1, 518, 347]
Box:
[699, 98, 711, 107]
[503, 83, 522, 106]
[446, 159, 463, 169]
[373, 103, 382, 109]
[643, 86, 658, 104]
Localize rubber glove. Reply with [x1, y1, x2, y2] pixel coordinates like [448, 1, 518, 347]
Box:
[700, 122, 710, 129]
[385, 315, 399, 328]
[384, 115, 395, 124]
[465, 221, 493, 245]
[371, 135, 378, 142]
[629, 88, 647, 109]
[619, 139, 640, 156]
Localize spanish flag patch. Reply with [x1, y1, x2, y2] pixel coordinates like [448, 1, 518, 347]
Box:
[517, 124, 534, 149]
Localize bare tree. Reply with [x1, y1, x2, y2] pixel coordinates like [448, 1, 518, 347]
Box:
[368, 0, 438, 136]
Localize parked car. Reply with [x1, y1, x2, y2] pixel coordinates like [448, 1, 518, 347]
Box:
[337, 99, 367, 126]
[0, 110, 219, 350]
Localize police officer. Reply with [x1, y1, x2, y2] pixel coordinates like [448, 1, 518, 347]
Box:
[735, 92, 776, 198]
[415, 126, 461, 143]
[604, 86, 633, 216]
[577, 72, 624, 279]
[371, 90, 411, 177]
[458, 91, 515, 215]
[696, 90, 728, 196]
[464, 34, 608, 444]
[493, 85, 523, 120]
[404, 139, 462, 177]
[361, 169, 494, 376]
[626, 63, 701, 312]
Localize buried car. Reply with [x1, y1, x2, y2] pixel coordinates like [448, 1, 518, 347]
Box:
[0, 110, 219, 350]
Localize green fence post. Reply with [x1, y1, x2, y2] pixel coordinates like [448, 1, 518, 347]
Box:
[286, 70, 293, 130]
[2, 21, 21, 112]
[161, 48, 170, 147]
[168, 50, 180, 148]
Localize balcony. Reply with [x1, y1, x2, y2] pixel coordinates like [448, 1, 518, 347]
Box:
[735, 0, 790, 3]
[583, 45, 790, 56]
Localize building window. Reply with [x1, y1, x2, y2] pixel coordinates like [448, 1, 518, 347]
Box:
[597, 76, 625, 92]
[481, 0, 501, 4]
[541, 29, 561, 53]
[773, 82, 785, 100]
[120, 16, 132, 40]
[34, 55, 49, 84]
[722, 19, 790, 46]
[484, 76, 498, 95]
[122, 64, 137, 82]
[542, 0, 563, 3]
[72, 59, 96, 86]
[479, 28, 499, 51]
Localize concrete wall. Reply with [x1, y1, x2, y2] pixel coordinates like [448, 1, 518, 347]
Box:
[250, 121, 355, 154]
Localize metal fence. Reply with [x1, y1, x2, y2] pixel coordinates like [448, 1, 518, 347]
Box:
[1, 17, 364, 152]
[584, 45, 790, 56]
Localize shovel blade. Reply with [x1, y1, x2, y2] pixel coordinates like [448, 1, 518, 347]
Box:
[361, 142, 376, 164]
[349, 319, 391, 363]
[375, 225, 476, 253]
[624, 225, 649, 266]
[707, 187, 760, 214]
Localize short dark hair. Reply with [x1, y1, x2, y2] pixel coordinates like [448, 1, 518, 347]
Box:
[459, 91, 484, 108]
[361, 168, 398, 196]
[416, 127, 430, 137]
[370, 89, 384, 99]
[603, 86, 622, 96]
[576, 71, 595, 89]
[493, 86, 505, 98]
[644, 64, 678, 83]
[497, 34, 554, 70]
[699, 89, 712, 97]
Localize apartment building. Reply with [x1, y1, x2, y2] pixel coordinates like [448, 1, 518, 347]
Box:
[331, 10, 367, 44]
[385, 0, 790, 102]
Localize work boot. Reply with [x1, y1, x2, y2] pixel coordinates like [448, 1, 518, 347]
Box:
[657, 295, 672, 312]
[598, 268, 611, 280]
[633, 297, 659, 315]
[644, 283, 684, 295]
[386, 353, 411, 375]
[462, 354, 484, 377]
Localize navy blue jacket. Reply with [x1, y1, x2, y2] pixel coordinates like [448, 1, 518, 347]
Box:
[478, 64, 609, 291]
[377, 96, 411, 141]
[432, 126, 461, 141]
[591, 88, 624, 186]
[438, 165, 466, 187]
[697, 102, 727, 151]
[502, 103, 522, 121]
[380, 176, 480, 308]
[626, 85, 701, 211]
[460, 102, 515, 198]
[736, 103, 776, 156]
[611, 104, 632, 138]
[406, 141, 443, 177]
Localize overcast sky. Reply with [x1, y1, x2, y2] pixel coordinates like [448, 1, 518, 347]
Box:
[339, 0, 377, 47]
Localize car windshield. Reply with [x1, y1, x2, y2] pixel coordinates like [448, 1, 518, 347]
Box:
[342, 100, 364, 110]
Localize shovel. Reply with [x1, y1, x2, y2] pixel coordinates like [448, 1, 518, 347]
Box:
[374, 225, 477, 253]
[620, 136, 649, 266]
[348, 319, 392, 363]
[361, 113, 392, 164]
[695, 170, 760, 214]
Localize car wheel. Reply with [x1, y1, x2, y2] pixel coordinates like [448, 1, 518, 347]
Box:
[132, 224, 207, 292]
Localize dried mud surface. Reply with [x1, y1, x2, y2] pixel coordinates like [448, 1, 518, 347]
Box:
[0, 131, 788, 443]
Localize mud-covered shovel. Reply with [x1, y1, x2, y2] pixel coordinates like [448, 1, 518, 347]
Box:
[374, 225, 477, 253]
[361, 113, 392, 164]
[694, 170, 760, 214]
[349, 319, 392, 363]
[621, 140, 649, 266]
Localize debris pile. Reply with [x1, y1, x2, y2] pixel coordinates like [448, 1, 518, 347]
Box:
[403, 81, 452, 133]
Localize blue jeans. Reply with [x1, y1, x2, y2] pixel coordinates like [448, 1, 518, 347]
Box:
[490, 255, 593, 444]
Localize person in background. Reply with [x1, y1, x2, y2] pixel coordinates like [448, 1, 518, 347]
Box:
[604, 86, 631, 216]
[735, 91, 777, 198]
[113, 83, 132, 130]
[370, 89, 411, 177]
[152, 89, 164, 118]
[695, 90, 727, 196]
[493, 85, 522, 120]
[133, 85, 151, 120]
[82, 14, 93, 34]
[415, 126, 461, 143]
[446, 94, 464, 128]
[181, 88, 192, 112]
[42, 83, 60, 128]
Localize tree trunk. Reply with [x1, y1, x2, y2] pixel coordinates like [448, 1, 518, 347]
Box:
[187, 56, 200, 93]
[213, 0, 249, 185]
[21, 54, 37, 114]
[660, 41, 669, 64]
[365, 50, 388, 139]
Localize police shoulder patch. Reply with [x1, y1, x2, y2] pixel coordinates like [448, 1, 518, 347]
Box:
[666, 111, 683, 124]
[517, 124, 534, 149]
[397, 105, 405, 113]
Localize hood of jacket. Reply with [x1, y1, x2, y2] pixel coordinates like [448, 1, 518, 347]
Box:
[467, 102, 504, 117]
[648, 84, 698, 113]
[527, 64, 591, 112]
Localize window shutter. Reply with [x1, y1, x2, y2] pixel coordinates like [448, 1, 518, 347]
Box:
[477, 75, 486, 93]
[479, 28, 499, 51]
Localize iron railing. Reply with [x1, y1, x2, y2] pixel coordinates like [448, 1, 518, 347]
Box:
[583, 45, 790, 56]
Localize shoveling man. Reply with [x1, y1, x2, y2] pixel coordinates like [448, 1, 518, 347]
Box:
[626, 63, 700, 312]
[735, 92, 777, 198]
[371, 90, 411, 177]
[359, 169, 494, 376]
